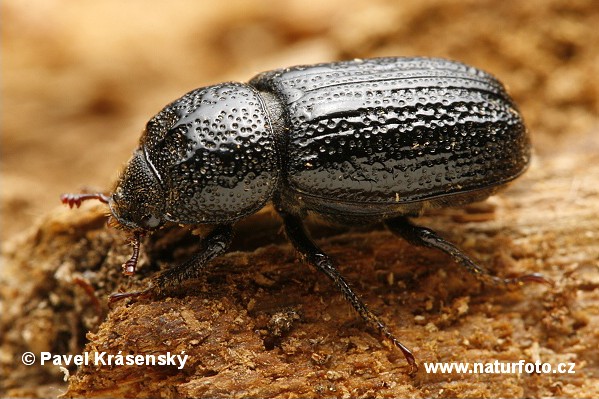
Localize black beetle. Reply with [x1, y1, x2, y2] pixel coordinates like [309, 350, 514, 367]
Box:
[62, 57, 549, 373]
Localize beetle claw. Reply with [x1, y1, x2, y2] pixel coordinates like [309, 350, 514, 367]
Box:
[511, 273, 554, 287]
[490, 272, 553, 287]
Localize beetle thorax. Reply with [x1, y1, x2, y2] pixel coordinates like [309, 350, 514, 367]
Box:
[140, 83, 281, 225]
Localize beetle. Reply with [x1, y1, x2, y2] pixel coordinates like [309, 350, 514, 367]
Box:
[62, 57, 549, 373]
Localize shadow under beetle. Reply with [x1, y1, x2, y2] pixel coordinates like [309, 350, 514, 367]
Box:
[62, 57, 551, 374]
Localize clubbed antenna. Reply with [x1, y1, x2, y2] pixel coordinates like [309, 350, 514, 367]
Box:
[122, 231, 143, 276]
[61, 193, 110, 208]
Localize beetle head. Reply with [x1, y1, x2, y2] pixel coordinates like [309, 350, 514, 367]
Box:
[109, 149, 166, 231]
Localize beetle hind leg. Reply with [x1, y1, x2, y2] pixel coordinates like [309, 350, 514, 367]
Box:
[385, 216, 551, 287]
[278, 211, 417, 374]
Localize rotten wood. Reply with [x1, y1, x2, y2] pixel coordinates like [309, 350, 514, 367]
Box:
[1, 133, 597, 398]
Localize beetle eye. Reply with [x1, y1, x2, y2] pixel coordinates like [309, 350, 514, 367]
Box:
[112, 188, 123, 203]
[141, 213, 161, 229]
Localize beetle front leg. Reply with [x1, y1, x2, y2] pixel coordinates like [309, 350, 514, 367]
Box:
[110, 224, 233, 302]
[278, 211, 418, 374]
[385, 216, 551, 287]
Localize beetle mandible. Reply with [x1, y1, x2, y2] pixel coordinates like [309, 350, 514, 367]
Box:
[62, 57, 550, 374]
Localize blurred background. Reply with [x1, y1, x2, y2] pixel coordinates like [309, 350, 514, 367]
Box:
[2, 0, 598, 242]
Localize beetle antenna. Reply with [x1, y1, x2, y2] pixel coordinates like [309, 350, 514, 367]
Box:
[122, 231, 143, 276]
[61, 193, 110, 208]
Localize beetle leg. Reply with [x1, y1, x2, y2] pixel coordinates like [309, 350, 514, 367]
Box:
[385, 216, 551, 287]
[154, 224, 234, 292]
[122, 231, 144, 276]
[109, 224, 233, 302]
[279, 211, 418, 374]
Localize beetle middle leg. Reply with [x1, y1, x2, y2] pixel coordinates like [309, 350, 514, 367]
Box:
[278, 211, 418, 374]
[110, 224, 233, 302]
[385, 216, 550, 286]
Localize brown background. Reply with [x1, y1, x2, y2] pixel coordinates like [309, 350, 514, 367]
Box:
[2, 0, 598, 398]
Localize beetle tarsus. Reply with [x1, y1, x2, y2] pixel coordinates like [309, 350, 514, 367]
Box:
[499, 273, 554, 287]
[109, 289, 151, 303]
[279, 210, 418, 374]
[385, 216, 551, 287]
